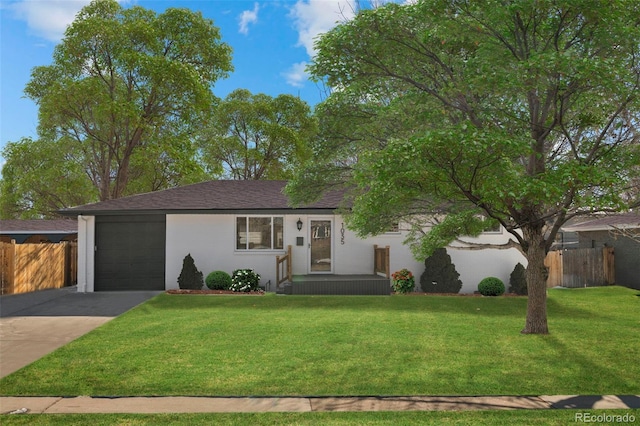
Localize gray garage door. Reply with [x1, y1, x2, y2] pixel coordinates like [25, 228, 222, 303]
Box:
[95, 215, 166, 291]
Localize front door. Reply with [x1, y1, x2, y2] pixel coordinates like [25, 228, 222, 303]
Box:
[310, 219, 333, 273]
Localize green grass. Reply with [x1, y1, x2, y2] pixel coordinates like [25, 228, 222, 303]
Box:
[1, 410, 638, 426]
[0, 287, 638, 397]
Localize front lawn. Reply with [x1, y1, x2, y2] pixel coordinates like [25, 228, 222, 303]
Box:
[0, 286, 638, 396]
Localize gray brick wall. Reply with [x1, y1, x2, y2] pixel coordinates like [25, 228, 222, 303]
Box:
[577, 230, 640, 290]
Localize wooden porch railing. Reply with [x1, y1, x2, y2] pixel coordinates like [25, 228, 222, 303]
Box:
[276, 245, 292, 285]
[374, 244, 390, 278]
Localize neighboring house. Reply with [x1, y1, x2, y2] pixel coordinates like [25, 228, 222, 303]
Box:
[562, 213, 640, 290]
[0, 219, 78, 244]
[60, 180, 525, 293]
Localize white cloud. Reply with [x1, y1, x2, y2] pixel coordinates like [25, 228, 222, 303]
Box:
[289, 0, 356, 58]
[8, 0, 127, 42]
[238, 2, 259, 35]
[282, 61, 309, 88]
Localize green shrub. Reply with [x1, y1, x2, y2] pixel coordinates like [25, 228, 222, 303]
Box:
[206, 271, 232, 290]
[177, 253, 204, 290]
[478, 277, 505, 296]
[509, 263, 528, 295]
[392, 269, 415, 293]
[230, 269, 261, 292]
[420, 248, 463, 293]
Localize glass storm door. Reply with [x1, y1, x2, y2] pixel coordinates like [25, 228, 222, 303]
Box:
[310, 219, 332, 273]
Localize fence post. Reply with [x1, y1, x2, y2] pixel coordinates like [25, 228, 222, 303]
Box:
[545, 250, 563, 288]
[603, 247, 615, 285]
[1, 240, 16, 295]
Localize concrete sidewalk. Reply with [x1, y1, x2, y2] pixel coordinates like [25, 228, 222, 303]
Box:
[1, 395, 639, 414]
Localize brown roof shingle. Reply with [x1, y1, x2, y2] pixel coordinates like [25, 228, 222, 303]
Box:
[61, 180, 347, 215]
[0, 219, 78, 234]
[562, 213, 640, 232]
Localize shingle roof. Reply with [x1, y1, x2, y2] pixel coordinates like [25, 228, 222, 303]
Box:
[0, 219, 78, 234]
[60, 180, 347, 215]
[562, 213, 640, 232]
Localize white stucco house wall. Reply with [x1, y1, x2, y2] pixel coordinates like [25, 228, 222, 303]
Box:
[61, 180, 525, 293]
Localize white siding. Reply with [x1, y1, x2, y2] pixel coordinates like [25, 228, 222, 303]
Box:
[76, 215, 95, 293]
[448, 231, 527, 293]
[166, 214, 294, 290]
[74, 212, 525, 293]
[166, 213, 526, 293]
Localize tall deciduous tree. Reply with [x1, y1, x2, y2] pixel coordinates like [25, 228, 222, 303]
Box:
[287, 0, 640, 334]
[23, 0, 232, 201]
[0, 137, 95, 219]
[198, 89, 317, 180]
[1, 131, 209, 218]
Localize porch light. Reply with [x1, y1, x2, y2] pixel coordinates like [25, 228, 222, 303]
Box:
[297, 218, 303, 231]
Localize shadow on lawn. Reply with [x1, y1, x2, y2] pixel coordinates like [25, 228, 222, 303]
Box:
[545, 298, 612, 321]
[542, 334, 638, 395]
[155, 292, 613, 321]
[549, 395, 640, 409]
[155, 293, 529, 316]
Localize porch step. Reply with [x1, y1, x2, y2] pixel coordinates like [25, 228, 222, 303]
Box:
[275, 283, 292, 295]
[289, 275, 391, 295]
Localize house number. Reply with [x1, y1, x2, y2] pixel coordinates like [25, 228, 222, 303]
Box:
[340, 222, 345, 245]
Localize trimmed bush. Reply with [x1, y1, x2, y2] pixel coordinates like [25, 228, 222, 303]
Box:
[206, 271, 232, 290]
[509, 263, 528, 295]
[392, 269, 415, 294]
[177, 253, 204, 290]
[230, 269, 261, 292]
[420, 248, 463, 293]
[478, 277, 505, 296]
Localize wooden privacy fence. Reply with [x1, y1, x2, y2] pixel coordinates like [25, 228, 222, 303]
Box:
[545, 247, 615, 288]
[374, 245, 390, 278]
[0, 240, 77, 295]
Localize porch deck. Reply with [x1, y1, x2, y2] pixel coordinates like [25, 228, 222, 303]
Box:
[280, 274, 391, 295]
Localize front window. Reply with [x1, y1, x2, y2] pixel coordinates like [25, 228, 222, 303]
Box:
[236, 216, 284, 250]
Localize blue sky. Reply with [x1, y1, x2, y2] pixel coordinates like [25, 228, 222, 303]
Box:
[0, 0, 360, 164]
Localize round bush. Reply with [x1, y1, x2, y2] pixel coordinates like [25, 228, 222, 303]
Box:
[392, 269, 415, 294]
[478, 277, 505, 296]
[230, 269, 261, 292]
[206, 270, 232, 290]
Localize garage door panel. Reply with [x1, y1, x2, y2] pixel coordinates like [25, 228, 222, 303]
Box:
[95, 215, 166, 291]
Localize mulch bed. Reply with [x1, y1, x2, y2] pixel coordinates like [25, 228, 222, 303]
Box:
[166, 290, 522, 297]
[396, 292, 523, 297]
[166, 289, 264, 295]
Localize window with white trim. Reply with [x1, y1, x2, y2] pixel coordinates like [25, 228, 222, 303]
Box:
[384, 222, 401, 234]
[480, 217, 502, 234]
[236, 216, 284, 250]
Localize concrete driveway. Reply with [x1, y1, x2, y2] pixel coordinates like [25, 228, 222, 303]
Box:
[0, 286, 160, 378]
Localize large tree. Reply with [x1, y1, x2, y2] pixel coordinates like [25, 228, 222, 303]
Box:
[1, 130, 209, 218]
[287, 0, 640, 334]
[197, 89, 317, 180]
[0, 137, 94, 219]
[23, 0, 232, 201]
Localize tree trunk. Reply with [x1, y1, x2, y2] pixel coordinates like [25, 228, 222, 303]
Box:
[522, 224, 549, 334]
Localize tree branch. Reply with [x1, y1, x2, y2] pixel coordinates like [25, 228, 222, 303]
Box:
[451, 237, 524, 255]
